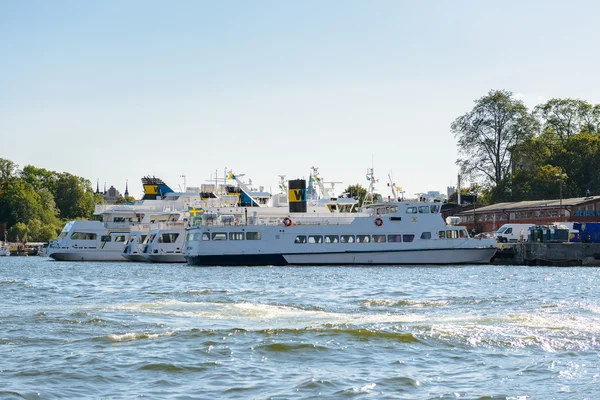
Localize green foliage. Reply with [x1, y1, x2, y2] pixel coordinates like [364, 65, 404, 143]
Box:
[0, 157, 99, 242]
[115, 195, 136, 204]
[7, 222, 27, 242]
[452, 90, 537, 188]
[455, 92, 600, 202]
[54, 173, 95, 219]
[344, 184, 368, 209]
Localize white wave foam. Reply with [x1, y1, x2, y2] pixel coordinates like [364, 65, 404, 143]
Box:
[106, 331, 177, 341]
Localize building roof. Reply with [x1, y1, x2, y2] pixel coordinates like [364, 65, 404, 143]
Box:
[457, 196, 600, 215]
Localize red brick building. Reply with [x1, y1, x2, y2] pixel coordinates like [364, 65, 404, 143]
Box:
[452, 196, 600, 233]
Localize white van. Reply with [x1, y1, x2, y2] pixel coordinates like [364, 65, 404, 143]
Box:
[495, 224, 535, 243]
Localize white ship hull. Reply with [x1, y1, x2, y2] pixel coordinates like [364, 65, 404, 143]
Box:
[122, 253, 147, 262]
[143, 253, 186, 263]
[186, 247, 496, 266]
[48, 249, 126, 261]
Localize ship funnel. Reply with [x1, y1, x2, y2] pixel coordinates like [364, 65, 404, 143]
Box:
[288, 179, 307, 213]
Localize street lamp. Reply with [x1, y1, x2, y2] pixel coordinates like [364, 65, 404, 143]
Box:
[556, 173, 567, 220]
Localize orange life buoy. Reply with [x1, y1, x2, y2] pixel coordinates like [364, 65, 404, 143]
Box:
[375, 217, 383, 227]
[283, 217, 292, 227]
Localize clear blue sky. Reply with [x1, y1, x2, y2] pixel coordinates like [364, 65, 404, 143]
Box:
[1, 1, 599, 199]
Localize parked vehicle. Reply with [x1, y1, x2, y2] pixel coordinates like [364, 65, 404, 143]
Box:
[496, 224, 535, 243]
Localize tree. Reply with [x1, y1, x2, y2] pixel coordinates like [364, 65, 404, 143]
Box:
[7, 222, 27, 242]
[54, 173, 96, 219]
[534, 98, 600, 144]
[452, 90, 537, 190]
[20, 165, 59, 195]
[344, 184, 368, 209]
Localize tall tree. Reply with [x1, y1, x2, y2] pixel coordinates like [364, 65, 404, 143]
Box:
[452, 90, 537, 190]
[534, 98, 600, 143]
[54, 173, 95, 219]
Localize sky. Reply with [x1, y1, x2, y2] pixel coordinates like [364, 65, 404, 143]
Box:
[1, 1, 599, 200]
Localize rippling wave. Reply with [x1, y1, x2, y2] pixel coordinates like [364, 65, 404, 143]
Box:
[1, 258, 599, 398]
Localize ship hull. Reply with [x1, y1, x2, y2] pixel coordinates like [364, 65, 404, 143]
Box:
[185, 248, 497, 266]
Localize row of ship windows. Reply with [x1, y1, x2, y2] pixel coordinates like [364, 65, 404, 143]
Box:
[187, 232, 263, 241]
[187, 229, 467, 243]
[405, 205, 440, 214]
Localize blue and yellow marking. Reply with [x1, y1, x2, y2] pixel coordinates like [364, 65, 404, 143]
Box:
[289, 189, 306, 203]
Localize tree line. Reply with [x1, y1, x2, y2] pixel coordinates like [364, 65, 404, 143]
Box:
[452, 90, 600, 204]
[0, 158, 104, 242]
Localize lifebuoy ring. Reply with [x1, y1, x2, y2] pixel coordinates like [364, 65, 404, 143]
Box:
[375, 217, 383, 227]
[283, 217, 292, 227]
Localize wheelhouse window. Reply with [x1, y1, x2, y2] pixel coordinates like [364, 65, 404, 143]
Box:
[446, 230, 459, 239]
[460, 230, 468, 238]
[420, 232, 431, 239]
[324, 235, 339, 243]
[388, 234, 402, 242]
[71, 232, 97, 240]
[430, 205, 440, 214]
[115, 235, 126, 242]
[246, 232, 262, 240]
[100, 235, 111, 242]
[439, 231, 446, 239]
[158, 233, 179, 243]
[356, 234, 370, 243]
[308, 235, 323, 244]
[372, 235, 386, 243]
[212, 232, 227, 241]
[229, 232, 244, 240]
[340, 235, 355, 243]
[202, 232, 210, 241]
[406, 207, 417, 214]
[402, 234, 415, 242]
[418, 206, 429, 214]
[294, 235, 307, 244]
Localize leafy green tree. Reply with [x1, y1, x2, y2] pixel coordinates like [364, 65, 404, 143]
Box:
[115, 195, 136, 204]
[20, 165, 59, 195]
[452, 90, 537, 189]
[7, 222, 27, 242]
[534, 99, 600, 144]
[552, 133, 600, 196]
[3, 181, 43, 227]
[344, 184, 367, 208]
[54, 173, 96, 219]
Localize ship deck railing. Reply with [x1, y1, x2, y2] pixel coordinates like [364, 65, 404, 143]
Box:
[191, 214, 358, 228]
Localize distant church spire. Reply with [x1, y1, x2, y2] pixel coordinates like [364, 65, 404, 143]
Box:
[124, 179, 129, 198]
[96, 179, 100, 194]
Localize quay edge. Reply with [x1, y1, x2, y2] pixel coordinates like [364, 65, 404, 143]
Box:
[492, 242, 600, 266]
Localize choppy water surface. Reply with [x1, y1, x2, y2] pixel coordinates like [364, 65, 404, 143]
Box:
[1, 257, 599, 399]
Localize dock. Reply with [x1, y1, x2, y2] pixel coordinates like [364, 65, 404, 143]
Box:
[492, 242, 600, 266]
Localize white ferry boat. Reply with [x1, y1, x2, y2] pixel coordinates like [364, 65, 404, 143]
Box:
[47, 177, 204, 262]
[184, 179, 497, 266]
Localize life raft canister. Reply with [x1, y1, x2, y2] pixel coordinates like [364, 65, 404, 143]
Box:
[375, 217, 383, 227]
[283, 217, 292, 227]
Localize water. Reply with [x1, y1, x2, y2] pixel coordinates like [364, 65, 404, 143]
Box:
[1, 257, 599, 399]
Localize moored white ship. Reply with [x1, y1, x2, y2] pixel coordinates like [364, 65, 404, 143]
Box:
[47, 177, 203, 261]
[184, 179, 497, 266]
